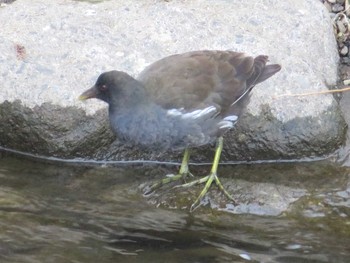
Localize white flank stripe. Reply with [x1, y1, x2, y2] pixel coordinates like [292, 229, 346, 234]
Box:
[167, 106, 217, 120]
[218, 121, 234, 129]
[166, 108, 185, 116]
[223, 115, 238, 122]
[182, 106, 217, 119]
[218, 115, 238, 129]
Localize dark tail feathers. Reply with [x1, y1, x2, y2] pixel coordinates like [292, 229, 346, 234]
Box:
[254, 55, 281, 85]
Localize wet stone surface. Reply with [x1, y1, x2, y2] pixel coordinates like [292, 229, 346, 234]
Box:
[143, 165, 308, 216]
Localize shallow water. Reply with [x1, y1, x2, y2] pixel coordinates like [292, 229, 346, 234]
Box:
[0, 154, 349, 263]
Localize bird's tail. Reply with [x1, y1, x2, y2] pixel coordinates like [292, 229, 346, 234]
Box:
[230, 55, 281, 108]
[250, 55, 281, 86]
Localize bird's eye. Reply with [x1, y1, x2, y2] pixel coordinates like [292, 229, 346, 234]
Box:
[100, 84, 108, 91]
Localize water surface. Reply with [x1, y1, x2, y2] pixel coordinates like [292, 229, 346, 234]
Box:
[0, 155, 349, 262]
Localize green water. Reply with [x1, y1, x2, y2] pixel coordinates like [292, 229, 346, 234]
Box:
[0, 154, 349, 262]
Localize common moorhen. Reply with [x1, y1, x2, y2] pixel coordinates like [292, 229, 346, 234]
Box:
[79, 50, 281, 211]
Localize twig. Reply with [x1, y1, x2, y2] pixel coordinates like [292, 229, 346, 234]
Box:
[273, 86, 350, 99]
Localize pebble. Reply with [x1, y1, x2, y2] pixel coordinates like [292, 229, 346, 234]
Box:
[332, 3, 345, 12]
[324, 0, 350, 85]
[336, 19, 348, 33]
[340, 45, 348, 56]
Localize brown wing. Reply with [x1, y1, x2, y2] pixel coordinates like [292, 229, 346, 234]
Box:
[137, 50, 280, 116]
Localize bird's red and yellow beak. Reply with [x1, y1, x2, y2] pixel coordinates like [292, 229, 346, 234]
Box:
[78, 86, 98, 101]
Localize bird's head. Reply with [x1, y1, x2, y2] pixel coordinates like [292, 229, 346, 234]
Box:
[79, 70, 144, 105]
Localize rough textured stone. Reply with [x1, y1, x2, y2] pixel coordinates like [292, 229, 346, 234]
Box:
[0, 0, 346, 161]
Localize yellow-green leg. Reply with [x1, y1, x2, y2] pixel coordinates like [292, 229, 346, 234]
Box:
[144, 148, 192, 195]
[175, 137, 234, 212]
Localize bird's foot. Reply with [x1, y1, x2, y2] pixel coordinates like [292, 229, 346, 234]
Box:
[175, 172, 234, 212]
[143, 170, 193, 196]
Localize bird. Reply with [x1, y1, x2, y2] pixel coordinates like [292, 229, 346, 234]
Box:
[79, 50, 281, 211]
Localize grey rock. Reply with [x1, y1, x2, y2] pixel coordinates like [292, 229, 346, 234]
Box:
[332, 3, 345, 12]
[137, 163, 320, 215]
[144, 177, 307, 216]
[0, 0, 346, 162]
[340, 45, 349, 56]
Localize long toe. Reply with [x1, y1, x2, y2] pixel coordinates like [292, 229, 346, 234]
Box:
[144, 172, 190, 195]
[173, 175, 210, 189]
[190, 173, 217, 212]
[189, 173, 235, 212]
[214, 174, 236, 203]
